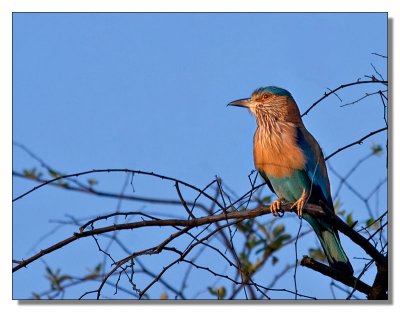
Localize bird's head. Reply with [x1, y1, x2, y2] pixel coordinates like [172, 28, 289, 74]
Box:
[228, 86, 303, 125]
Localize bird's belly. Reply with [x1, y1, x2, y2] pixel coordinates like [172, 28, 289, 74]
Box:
[267, 171, 310, 202]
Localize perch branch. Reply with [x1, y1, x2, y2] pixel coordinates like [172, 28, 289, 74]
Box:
[13, 201, 385, 273]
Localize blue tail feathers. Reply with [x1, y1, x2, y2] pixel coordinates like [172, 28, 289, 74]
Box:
[304, 214, 354, 275]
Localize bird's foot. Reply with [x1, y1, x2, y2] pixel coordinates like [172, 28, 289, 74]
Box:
[291, 190, 309, 218]
[270, 197, 285, 217]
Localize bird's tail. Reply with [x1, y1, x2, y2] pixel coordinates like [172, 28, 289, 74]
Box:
[304, 215, 354, 275]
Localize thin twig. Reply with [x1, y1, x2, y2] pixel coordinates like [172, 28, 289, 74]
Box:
[325, 127, 387, 161]
[302, 79, 388, 117]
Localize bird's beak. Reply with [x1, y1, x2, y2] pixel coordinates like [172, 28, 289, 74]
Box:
[227, 98, 252, 108]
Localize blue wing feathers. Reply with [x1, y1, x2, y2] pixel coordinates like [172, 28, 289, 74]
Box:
[295, 127, 333, 209]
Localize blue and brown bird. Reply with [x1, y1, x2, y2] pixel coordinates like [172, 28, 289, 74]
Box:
[228, 86, 354, 274]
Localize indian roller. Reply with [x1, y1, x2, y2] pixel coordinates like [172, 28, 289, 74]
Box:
[228, 86, 354, 274]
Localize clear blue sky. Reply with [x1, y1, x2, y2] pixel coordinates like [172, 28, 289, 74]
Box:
[13, 13, 387, 299]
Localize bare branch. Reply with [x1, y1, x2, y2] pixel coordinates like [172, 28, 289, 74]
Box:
[301, 79, 388, 117]
[13, 171, 208, 211]
[300, 256, 371, 295]
[13, 200, 385, 274]
[12, 169, 224, 213]
[325, 127, 387, 161]
[340, 90, 387, 107]
[175, 181, 196, 219]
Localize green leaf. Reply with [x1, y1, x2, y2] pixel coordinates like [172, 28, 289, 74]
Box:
[32, 293, 41, 299]
[333, 198, 344, 214]
[272, 224, 285, 237]
[87, 178, 98, 186]
[58, 275, 72, 283]
[57, 181, 69, 188]
[261, 196, 272, 204]
[245, 235, 259, 250]
[371, 144, 383, 156]
[48, 169, 60, 178]
[207, 287, 217, 296]
[271, 256, 279, 265]
[239, 252, 250, 264]
[45, 266, 54, 277]
[270, 234, 291, 249]
[366, 217, 375, 227]
[255, 246, 265, 255]
[216, 287, 226, 299]
[366, 217, 380, 230]
[259, 233, 291, 256]
[94, 263, 102, 272]
[23, 168, 40, 179]
[256, 222, 269, 239]
[84, 272, 98, 280]
[236, 219, 254, 234]
[207, 287, 226, 299]
[346, 213, 355, 227]
[309, 248, 326, 261]
[239, 253, 253, 275]
[84, 263, 103, 280]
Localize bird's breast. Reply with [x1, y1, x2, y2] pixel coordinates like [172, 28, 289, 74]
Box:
[253, 124, 306, 178]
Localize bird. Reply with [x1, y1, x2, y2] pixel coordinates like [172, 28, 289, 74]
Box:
[228, 86, 354, 275]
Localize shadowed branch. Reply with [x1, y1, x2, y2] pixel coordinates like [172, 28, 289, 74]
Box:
[300, 256, 371, 295]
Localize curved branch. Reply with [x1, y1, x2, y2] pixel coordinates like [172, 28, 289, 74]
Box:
[13, 171, 209, 210]
[324, 127, 388, 161]
[301, 79, 388, 117]
[12, 169, 224, 211]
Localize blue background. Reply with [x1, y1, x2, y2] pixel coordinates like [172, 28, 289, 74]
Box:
[13, 13, 387, 299]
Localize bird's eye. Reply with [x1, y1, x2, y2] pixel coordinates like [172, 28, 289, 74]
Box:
[262, 93, 270, 100]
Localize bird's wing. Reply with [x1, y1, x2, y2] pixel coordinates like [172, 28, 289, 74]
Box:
[296, 127, 333, 209]
[258, 170, 277, 195]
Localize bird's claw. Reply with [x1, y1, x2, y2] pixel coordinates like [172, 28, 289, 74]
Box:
[291, 190, 309, 218]
[270, 197, 285, 217]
